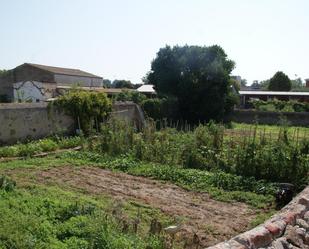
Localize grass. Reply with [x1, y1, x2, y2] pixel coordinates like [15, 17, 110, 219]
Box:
[231, 122, 309, 140]
[0, 182, 171, 249]
[0, 136, 83, 158]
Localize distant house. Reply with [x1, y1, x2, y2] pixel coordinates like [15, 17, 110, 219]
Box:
[136, 84, 156, 97]
[0, 63, 103, 102]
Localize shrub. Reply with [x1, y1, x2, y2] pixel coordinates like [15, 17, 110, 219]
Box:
[115, 91, 147, 105]
[50, 89, 112, 134]
[250, 99, 309, 113]
[142, 98, 162, 120]
[0, 175, 16, 191]
[93, 120, 309, 188]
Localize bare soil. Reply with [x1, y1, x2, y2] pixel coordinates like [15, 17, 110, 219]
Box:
[5, 166, 257, 247]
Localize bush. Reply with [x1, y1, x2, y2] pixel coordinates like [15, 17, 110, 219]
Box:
[142, 98, 162, 120]
[92, 120, 309, 188]
[0, 137, 83, 158]
[250, 99, 309, 113]
[115, 91, 147, 105]
[50, 89, 112, 134]
[0, 175, 16, 191]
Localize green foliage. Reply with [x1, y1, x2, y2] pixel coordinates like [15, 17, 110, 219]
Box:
[0, 175, 16, 191]
[0, 186, 164, 249]
[57, 151, 275, 208]
[50, 90, 112, 134]
[103, 79, 112, 88]
[88, 119, 309, 188]
[0, 137, 83, 158]
[268, 71, 292, 91]
[141, 97, 179, 121]
[146, 45, 237, 123]
[141, 98, 163, 120]
[112, 79, 134, 89]
[250, 99, 309, 112]
[115, 90, 147, 105]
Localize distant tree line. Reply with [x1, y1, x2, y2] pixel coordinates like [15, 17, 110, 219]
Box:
[103, 79, 142, 89]
[250, 72, 307, 92]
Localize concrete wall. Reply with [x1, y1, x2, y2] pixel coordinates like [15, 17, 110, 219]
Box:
[0, 103, 74, 144]
[0, 102, 145, 144]
[112, 101, 145, 130]
[54, 74, 103, 87]
[229, 109, 309, 127]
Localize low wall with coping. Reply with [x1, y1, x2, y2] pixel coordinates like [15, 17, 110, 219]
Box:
[0, 102, 145, 144]
[0, 103, 74, 144]
[229, 110, 309, 127]
[206, 186, 309, 249]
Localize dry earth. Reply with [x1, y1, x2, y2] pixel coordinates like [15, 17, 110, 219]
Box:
[5, 166, 258, 247]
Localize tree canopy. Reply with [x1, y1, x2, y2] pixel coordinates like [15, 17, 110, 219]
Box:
[112, 80, 134, 89]
[268, 71, 292, 91]
[146, 45, 236, 122]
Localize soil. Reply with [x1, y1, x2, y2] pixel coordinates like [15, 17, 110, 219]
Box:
[5, 166, 257, 247]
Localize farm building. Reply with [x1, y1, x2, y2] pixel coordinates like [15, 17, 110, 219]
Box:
[0, 63, 103, 102]
[239, 90, 309, 108]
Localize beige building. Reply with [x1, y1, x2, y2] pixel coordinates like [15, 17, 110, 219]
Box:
[0, 63, 103, 102]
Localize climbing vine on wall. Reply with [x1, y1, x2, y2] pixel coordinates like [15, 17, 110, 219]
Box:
[49, 89, 112, 134]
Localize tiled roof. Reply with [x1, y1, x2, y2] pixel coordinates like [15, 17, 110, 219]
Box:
[26, 63, 102, 78]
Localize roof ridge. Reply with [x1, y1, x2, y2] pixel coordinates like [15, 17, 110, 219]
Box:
[24, 63, 102, 78]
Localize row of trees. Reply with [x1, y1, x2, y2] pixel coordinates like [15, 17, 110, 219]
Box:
[103, 79, 142, 89]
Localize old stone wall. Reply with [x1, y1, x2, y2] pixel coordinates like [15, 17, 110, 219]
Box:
[206, 186, 309, 249]
[229, 110, 309, 126]
[112, 101, 145, 130]
[0, 103, 74, 144]
[0, 102, 145, 144]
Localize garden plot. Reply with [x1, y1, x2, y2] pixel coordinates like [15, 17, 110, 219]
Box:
[5, 165, 257, 248]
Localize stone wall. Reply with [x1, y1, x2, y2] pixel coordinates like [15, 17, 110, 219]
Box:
[206, 186, 309, 249]
[0, 103, 74, 144]
[229, 110, 309, 127]
[0, 102, 145, 144]
[112, 101, 145, 130]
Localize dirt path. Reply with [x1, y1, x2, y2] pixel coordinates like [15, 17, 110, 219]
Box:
[4, 165, 257, 247]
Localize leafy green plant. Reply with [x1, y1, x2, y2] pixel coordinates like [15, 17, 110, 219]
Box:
[250, 99, 309, 113]
[49, 89, 112, 134]
[0, 175, 16, 191]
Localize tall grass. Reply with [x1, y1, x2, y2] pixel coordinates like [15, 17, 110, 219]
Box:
[90, 118, 309, 188]
[0, 136, 83, 158]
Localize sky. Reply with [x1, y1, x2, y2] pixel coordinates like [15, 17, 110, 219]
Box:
[0, 0, 308, 85]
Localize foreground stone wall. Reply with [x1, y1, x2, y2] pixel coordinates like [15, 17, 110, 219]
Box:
[206, 186, 309, 249]
[229, 110, 309, 127]
[0, 102, 145, 144]
[0, 103, 74, 144]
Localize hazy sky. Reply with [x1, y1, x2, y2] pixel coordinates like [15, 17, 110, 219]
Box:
[1, 0, 308, 84]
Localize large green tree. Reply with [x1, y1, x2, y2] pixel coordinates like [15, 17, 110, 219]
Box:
[268, 71, 291, 91]
[146, 45, 236, 122]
